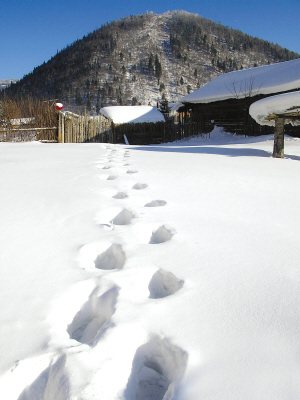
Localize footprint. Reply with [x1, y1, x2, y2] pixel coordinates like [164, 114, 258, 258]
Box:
[144, 200, 167, 207]
[127, 170, 138, 174]
[112, 192, 128, 199]
[107, 175, 118, 180]
[111, 209, 133, 225]
[102, 166, 111, 170]
[132, 183, 148, 190]
[94, 244, 126, 270]
[124, 336, 188, 400]
[67, 286, 119, 344]
[148, 269, 184, 299]
[123, 163, 131, 166]
[17, 355, 69, 400]
[149, 225, 174, 244]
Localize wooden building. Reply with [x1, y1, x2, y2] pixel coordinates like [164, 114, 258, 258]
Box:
[99, 105, 165, 145]
[179, 58, 300, 137]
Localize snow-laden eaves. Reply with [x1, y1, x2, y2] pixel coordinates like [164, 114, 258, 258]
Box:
[181, 58, 300, 105]
[249, 90, 300, 126]
[100, 106, 165, 124]
[169, 102, 184, 115]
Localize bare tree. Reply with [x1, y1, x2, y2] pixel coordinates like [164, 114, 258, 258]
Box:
[226, 76, 263, 99]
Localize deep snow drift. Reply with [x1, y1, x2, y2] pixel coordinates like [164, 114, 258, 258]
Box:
[1, 128, 300, 400]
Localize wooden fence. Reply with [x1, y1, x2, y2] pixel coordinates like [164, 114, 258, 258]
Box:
[0, 126, 58, 142]
[0, 110, 209, 144]
[58, 112, 112, 143]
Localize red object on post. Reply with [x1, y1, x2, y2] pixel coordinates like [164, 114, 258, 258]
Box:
[55, 103, 63, 110]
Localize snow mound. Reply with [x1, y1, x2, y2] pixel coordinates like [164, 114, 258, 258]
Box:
[111, 209, 134, 225]
[144, 200, 167, 207]
[94, 244, 126, 270]
[132, 183, 148, 190]
[112, 191, 128, 199]
[100, 106, 165, 124]
[148, 269, 184, 299]
[150, 225, 174, 244]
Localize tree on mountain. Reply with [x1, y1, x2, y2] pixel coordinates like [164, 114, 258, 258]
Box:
[155, 54, 162, 84]
[86, 93, 92, 111]
[159, 83, 165, 92]
[75, 87, 82, 106]
[148, 54, 154, 75]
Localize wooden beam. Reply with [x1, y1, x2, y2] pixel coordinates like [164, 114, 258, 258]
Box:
[273, 117, 285, 158]
[0, 127, 57, 133]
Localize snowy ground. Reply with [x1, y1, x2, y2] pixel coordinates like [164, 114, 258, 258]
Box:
[1, 128, 300, 400]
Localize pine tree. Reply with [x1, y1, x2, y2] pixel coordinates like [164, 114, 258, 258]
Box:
[148, 54, 154, 74]
[154, 54, 162, 84]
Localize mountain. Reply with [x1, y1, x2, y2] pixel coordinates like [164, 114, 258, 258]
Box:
[3, 11, 299, 112]
[0, 79, 19, 90]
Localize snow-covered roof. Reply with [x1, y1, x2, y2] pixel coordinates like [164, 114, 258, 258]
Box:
[249, 90, 300, 126]
[181, 58, 300, 104]
[99, 106, 165, 124]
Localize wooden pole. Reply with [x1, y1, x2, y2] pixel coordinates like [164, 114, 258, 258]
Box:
[61, 113, 65, 143]
[273, 117, 285, 158]
[58, 112, 62, 143]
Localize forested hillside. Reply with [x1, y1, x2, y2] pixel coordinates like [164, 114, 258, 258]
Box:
[3, 11, 299, 112]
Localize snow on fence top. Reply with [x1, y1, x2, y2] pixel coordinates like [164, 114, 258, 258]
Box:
[181, 58, 300, 104]
[100, 106, 165, 124]
[10, 118, 35, 125]
[249, 90, 300, 126]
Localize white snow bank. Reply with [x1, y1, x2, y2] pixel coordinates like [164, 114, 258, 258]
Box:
[182, 58, 300, 104]
[1, 136, 300, 399]
[100, 105, 165, 124]
[249, 90, 300, 126]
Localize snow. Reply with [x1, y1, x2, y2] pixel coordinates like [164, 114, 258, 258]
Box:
[181, 58, 300, 104]
[100, 106, 165, 124]
[10, 118, 35, 125]
[1, 130, 300, 399]
[249, 90, 300, 126]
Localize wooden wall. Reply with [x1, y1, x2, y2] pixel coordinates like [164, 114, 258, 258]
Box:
[182, 92, 300, 137]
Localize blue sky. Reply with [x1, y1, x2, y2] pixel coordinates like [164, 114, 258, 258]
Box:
[0, 0, 299, 80]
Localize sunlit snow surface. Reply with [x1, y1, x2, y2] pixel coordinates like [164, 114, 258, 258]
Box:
[1, 128, 300, 399]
